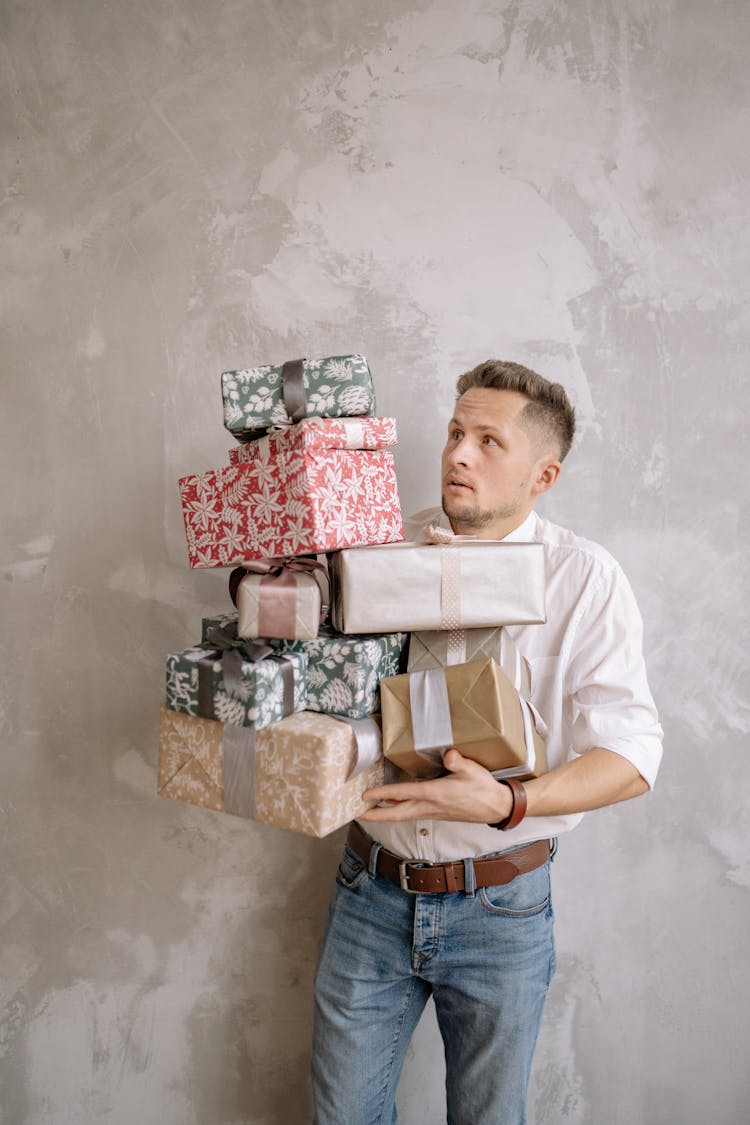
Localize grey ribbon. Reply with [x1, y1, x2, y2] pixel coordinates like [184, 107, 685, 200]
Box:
[231, 357, 308, 442]
[219, 655, 299, 819]
[281, 357, 307, 423]
[334, 716, 383, 780]
[408, 667, 454, 766]
[222, 725, 257, 817]
[197, 624, 294, 720]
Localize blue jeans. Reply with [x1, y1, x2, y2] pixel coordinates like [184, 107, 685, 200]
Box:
[312, 836, 557, 1125]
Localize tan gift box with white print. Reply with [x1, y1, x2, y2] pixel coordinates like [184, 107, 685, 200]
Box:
[380, 657, 547, 780]
[158, 704, 383, 837]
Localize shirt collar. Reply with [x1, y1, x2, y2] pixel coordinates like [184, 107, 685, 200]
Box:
[434, 508, 539, 543]
[501, 510, 539, 543]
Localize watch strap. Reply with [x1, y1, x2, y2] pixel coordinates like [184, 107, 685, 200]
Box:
[487, 777, 528, 830]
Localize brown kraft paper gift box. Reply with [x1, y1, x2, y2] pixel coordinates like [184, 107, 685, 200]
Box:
[380, 657, 547, 779]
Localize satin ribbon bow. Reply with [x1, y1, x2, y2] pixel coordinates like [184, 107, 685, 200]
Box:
[229, 556, 331, 635]
[198, 622, 294, 719]
[420, 523, 485, 545]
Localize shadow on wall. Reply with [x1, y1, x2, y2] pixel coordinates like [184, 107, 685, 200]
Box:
[3, 664, 344, 1125]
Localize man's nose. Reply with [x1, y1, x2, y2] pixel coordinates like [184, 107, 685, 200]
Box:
[446, 436, 473, 467]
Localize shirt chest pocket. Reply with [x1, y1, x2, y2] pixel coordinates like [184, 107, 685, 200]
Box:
[525, 655, 559, 694]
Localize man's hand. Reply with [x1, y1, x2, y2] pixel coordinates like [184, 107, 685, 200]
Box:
[360, 745, 649, 824]
[359, 749, 512, 824]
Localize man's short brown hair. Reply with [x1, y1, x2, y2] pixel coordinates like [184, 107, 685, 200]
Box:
[456, 359, 576, 461]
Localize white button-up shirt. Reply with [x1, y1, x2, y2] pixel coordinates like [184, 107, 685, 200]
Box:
[361, 508, 663, 862]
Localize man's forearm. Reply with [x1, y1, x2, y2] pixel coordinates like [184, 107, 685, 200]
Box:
[359, 746, 650, 826]
[523, 747, 649, 819]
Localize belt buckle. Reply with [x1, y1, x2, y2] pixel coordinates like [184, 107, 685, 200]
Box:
[398, 860, 421, 893]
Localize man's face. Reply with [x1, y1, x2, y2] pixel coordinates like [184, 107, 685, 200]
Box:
[441, 387, 553, 537]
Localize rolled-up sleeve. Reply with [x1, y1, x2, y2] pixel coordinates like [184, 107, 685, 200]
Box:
[565, 565, 663, 788]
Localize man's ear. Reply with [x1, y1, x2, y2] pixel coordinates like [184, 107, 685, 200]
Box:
[531, 457, 561, 496]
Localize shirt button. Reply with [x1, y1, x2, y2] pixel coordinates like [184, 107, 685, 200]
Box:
[419, 828, 429, 837]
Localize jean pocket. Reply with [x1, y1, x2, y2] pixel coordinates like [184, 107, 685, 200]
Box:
[335, 843, 369, 890]
[478, 862, 551, 917]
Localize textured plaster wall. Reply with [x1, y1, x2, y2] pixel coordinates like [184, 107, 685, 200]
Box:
[1, 1, 748, 1122]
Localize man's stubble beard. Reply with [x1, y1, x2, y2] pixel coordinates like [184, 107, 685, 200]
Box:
[441, 491, 525, 533]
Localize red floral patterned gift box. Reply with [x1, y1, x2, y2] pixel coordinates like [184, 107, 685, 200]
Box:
[179, 448, 403, 568]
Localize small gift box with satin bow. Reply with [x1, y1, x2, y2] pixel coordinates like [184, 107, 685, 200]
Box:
[228, 415, 397, 463]
[157, 704, 384, 837]
[380, 657, 547, 780]
[178, 446, 403, 568]
[165, 624, 307, 729]
[228, 557, 329, 641]
[221, 355, 376, 442]
[329, 538, 546, 634]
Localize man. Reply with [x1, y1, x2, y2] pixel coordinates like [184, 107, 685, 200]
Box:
[311, 360, 663, 1125]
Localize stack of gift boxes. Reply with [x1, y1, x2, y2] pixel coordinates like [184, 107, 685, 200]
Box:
[158, 354, 549, 837]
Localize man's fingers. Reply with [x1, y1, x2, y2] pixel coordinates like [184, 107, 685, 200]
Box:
[443, 748, 492, 780]
[363, 782, 424, 803]
[442, 747, 465, 772]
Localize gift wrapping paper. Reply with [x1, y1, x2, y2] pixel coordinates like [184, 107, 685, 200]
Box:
[253, 711, 385, 837]
[228, 416, 397, 464]
[159, 704, 226, 812]
[201, 617, 407, 720]
[407, 626, 532, 695]
[165, 643, 307, 728]
[179, 449, 403, 568]
[330, 540, 546, 633]
[157, 704, 384, 838]
[276, 624, 407, 719]
[221, 354, 376, 439]
[380, 657, 547, 779]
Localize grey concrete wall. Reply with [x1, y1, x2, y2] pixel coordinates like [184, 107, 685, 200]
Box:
[1, 1, 748, 1122]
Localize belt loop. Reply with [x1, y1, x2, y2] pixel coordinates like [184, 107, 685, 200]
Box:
[462, 857, 477, 898]
[367, 840, 383, 878]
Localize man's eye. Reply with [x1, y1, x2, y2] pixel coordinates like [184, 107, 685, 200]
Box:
[451, 429, 463, 440]
[483, 436, 498, 446]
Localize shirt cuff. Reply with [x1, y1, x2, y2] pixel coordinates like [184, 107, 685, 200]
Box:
[587, 733, 663, 789]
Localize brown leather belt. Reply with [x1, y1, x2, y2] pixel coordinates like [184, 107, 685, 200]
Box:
[347, 821, 551, 895]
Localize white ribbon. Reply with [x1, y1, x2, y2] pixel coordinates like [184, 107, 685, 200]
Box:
[502, 634, 525, 693]
[338, 419, 365, 448]
[444, 629, 467, 665]
[409, 668, 454, 766]
[268, 415, 366, 448]
[336, 716, 383, 779]
[489, 695, 545, 780]
[518, 696, 537, 775]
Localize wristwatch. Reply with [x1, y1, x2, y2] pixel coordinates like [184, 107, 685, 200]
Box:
[487, 777, 528, 830]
